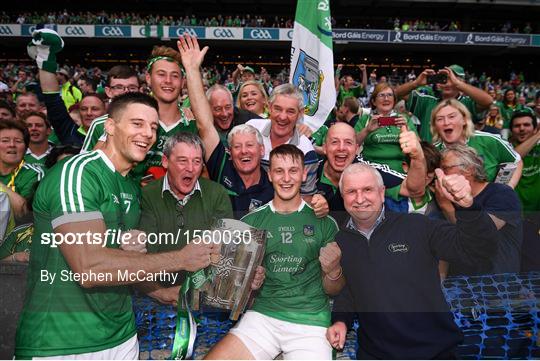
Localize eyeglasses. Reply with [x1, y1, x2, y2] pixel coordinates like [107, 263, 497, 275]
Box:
[175, 202, 184, 229]
[110, 85, 139, 92]
[376, 93, 394, 99]
[441, 163, 465, 171]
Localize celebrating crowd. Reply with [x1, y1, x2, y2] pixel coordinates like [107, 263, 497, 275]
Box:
[0, 26, 539, 360]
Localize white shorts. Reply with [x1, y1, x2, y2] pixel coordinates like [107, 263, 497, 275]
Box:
[32, 334, 138, 360]
[230, 311, 332, 360]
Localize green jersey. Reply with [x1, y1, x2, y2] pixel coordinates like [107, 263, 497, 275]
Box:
[24, 146, 52, 169]
[337, 85, 365, 106]
[354, 112, 417, 173]
[434, 131, 520, 182]
[406, 91, 479, 142]
[496, 101, 525, 129]
[0, 162, 44, 199]
[241, 201, 338, 327]
[82, 114, 197, 179]
[48, 129, 61, 146]
[515, 143, 540, 212]
[15, 150, 141, 358]
[0, 223, 32, 260]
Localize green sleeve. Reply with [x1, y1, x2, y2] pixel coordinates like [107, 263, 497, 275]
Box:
[213, 184, 234, 220]
[321, 216, 339, 246]
[354, 113, 371, 133]
[138, 186, 159, 236]
[81, 119, 106, 152]
[16, 167, 43, 200]
[385, 184, 402, 201]
[494, 138, 520, 164]
[352, 86, 365, 98]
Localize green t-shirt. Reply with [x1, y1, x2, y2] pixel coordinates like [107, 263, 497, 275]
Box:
[434, 131, 520, 182]
[337, 85, 365, 106]
[406, 91, 478, 142]
[354, 112, 417, 173]
[24, 147, 52, 169]
[0, 163, 44, 199]
[515, 143, 540, 212]
[241, 201, 338, 327]
[496, 101, 526, 129]
[0, 223, 33, 260]
[15, 150, 141, 358]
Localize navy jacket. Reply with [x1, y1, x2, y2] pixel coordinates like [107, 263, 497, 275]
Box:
[43, 92, 85, 146]
[332, 202, 498, 359]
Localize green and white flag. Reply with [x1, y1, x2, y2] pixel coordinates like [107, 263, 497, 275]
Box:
[144, 24, 165, 38]
[290, 0, 336, 131]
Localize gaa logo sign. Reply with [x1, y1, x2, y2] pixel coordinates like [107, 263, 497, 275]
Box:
[0, 25, 14, 35]
[213, 28, 235, 38]
[176, 27, 198, 37]
[65, 26, 86, 36]
[102, 26, 125, 37]
[249, 29, 273, 40]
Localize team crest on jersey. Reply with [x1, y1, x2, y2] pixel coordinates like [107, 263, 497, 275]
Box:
[111, 194, 120, 204]
[303, 225, 314, 236]
[249, 199, 262, 211]
[223, 176, 233, 188]
[388, 243, 409, 253]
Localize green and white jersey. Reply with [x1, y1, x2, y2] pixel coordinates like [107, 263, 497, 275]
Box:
[15, 150, 141, 358]
[354, 111, 417, 173]
[406, 91, 478, 142]
[515, 143, 540, 212]
[241, 201, 338, 327]
[338, 85, 365, 106]
[0, 162, 44, 199]
[81, 114, 108, 153]
[24, 146, 52, 169]
[434, 131, 520, 182]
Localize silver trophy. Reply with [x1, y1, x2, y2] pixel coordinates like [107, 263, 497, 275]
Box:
[191, 218, 266, 320]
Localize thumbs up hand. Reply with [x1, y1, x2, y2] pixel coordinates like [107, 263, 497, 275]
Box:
[434, 168, 474, 208]
[398, 119, 422, 159]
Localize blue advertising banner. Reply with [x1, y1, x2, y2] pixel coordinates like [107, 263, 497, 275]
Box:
[168, 26, 205, 39]
[243, 28, 279, 40]
[333, 29, 389, 42]
[95, 25, 131, 38]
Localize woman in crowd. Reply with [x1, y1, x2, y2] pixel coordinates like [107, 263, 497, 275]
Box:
[497, 88, 525, 128]
[431, 98, 522, 188]
[354, 82, 417, 173]
[236, 80, 269, 118]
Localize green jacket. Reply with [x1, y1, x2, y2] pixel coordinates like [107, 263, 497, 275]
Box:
[139, 176, 233, 254]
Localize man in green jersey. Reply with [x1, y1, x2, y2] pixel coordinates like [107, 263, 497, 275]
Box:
[15, 92, 220, 359]
[334, 63, 368, 106]
[0, 119, 44, 221]
[83, 46, 196, 179]
[510, 108, 540, 213]
[21, 111, 52, 169]
[395, 64, 492, 142]
[206, 144, 343, 359]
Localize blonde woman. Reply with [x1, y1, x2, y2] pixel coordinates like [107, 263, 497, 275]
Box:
[237, 80, 269, 118]
[431, 98, 522, 188]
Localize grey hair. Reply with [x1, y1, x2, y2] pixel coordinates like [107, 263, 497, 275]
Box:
[339, 163, 384, 192]
[441, 144, 487, 182]
[227, 124, 264, 147]
[206, 84, 233, 103]
[268, 83, 305, 112]
[163, 132, 206, 159]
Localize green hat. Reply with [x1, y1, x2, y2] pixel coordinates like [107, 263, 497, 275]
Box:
[242, 66, 255, 74]
[448, 64, 465, 78]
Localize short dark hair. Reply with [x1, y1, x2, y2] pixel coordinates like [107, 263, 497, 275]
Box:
[107, 65, 139, 87]
[108, 92, 159, 121]
[21, 111, 51, 128]
[510, 110, 537, 129]
[0, 119, 30, 148]
[0, 100, 16, 118]
[80, 76, 96, 91]
[269, 144, 304, 169]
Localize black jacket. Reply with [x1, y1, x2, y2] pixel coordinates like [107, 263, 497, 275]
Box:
[332, 202, 498, 359]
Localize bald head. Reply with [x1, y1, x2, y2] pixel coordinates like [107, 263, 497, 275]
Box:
[323, 122, 359, 173]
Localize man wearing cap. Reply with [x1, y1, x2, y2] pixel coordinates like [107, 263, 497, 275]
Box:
[56, 67, 82, 111]
[395, 64, 492, 142]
